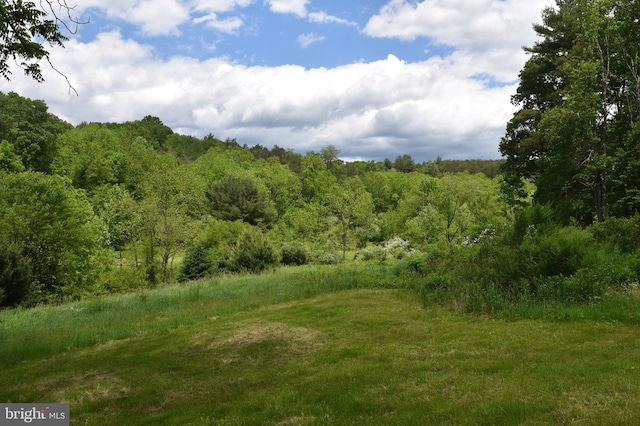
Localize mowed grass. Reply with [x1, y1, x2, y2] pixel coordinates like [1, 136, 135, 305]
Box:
[2, 264, 640, 425]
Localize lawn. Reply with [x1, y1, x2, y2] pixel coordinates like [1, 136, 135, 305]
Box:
[1, 265, 640, 425]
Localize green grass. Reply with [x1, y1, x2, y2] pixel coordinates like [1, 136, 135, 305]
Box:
[2, 264, 640, 424]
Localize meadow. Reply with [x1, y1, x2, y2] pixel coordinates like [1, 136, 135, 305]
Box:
[2, 263, 640, 425]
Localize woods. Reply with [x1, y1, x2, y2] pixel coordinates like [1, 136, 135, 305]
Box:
[2, 0, 640, 312]
[0, 90, 507, 307]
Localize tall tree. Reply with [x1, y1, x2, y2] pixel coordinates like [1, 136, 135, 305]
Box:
[499, 0, 635, 224]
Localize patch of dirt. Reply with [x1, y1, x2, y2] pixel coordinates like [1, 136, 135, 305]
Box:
[190, 320, 325, 364]
[50, 371, 132, 404]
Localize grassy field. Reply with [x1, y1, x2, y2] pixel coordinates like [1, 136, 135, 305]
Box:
[2, 264, 640, 425]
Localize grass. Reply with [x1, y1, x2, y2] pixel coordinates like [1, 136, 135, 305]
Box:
[2, 263, 640, 424]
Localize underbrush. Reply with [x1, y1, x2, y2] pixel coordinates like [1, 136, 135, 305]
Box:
[402, 208, 640, 322]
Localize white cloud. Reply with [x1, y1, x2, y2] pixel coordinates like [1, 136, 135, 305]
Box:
[308, 11, 357, 26]
[364, 0, 553, 81]
[0, 33, 518, 160]
[266, 0, 309, 17]
[193, 13, 245, 33]
[75, 0, 254, 35]
[297, 32, 325, 48]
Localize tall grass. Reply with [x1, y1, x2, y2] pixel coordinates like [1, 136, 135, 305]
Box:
[0, 263, 408, 366]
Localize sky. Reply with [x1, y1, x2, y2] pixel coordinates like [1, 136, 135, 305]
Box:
[0, 0, 554, 162]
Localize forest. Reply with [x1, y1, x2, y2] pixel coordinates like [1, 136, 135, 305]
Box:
[0, 89, 509, 307]
[2, 0, 640, 314]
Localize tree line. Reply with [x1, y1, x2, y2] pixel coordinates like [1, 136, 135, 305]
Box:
[0, 91, 506, 307]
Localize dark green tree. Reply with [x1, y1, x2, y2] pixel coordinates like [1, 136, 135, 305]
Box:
[207, 173, 277, 226]
[0, 244, 32, 307]
[394, 154, 417, 173]
[178, 245, 214, 282]
[501, 0, 640, 223]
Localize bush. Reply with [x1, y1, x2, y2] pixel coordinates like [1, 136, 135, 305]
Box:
[281, 242, 310, 266]
[0, 245, 33, 307]
[384, 236, 412, 259]
[178, 245, 215, 282]
[312, 251, 342, 265]
[416, 272, 453, 305]
[355, 246, 386, 262]
[590, 215, 640, 253]
[228, 229, 280, 273]
[98, 265, 148, 294]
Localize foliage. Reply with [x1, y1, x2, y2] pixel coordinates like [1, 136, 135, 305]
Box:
[207, 173, 276, 226]
[326, 177, 375, 260]
[0, 0, 82, 82]
[312, 251, 342, 265]
[178, 245, 215, 283]
[589, 215, 640, 253]
[0, 92, 72, 172]
[0, 172, 107, 302]
[280, 242, 310, 266]
[228, 229, 280, 273]
[0, 140, 24, 172]
[500, 0, 640, 224]
[0, 245, 32, 307]
[355, 245, 387, 262]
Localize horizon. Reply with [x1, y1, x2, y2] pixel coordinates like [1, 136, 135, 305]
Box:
[0, 0, 554, 162]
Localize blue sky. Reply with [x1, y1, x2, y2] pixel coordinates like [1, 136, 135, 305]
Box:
[1, 0, 553, 162]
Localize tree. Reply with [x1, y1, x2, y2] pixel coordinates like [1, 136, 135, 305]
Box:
[394, 154, 417, 173]
[0, 0, 86, 84]
[0, 91, 72, 172]
[178, 245, 214, 283]
[139, 154, 204, 284]
[501, 0, 640, 223]
[326, 178, 375, 260]
[0, 139, 24, 172]
[207, 173, 277, 226]
[0, 244, 32, 307]
[228, 228, 280, 273]
[0, 172, 107, 301]
[301, 153, 337, 202]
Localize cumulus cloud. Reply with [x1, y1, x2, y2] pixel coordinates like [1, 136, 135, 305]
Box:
[364, 0, 553, 81]
[266, 0, 309, 17]
[76, 0, 254, 35]
[0, 32, 516, 161]
[0, 1, 555, 161]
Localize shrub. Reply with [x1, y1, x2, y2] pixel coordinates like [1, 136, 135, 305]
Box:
[228, 229, 280, 273]
[178, 245, 215, 282]
[590, 215, 640, 253]
[355, 246, 387, 262]
[98, 265, 148, 294]
[0, 245, 33, 307]
[312, 251, 342, 265]
[281, 242, 310, 266]
[416, 272, 453, 305]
